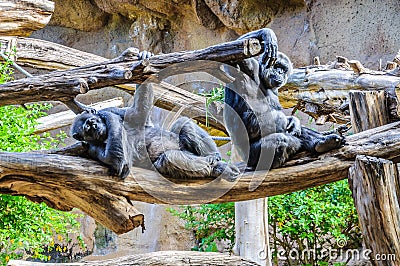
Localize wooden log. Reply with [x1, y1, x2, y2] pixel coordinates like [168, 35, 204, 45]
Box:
[35, 97, 124, 134]
[282, 67, 400, 109]
[1, 121, 400, 234]
[8, 251, 258, 266]
[0, 37, 262, 105]
[347, 90, 400, 265]
[349, 90, 390, 133]
[0, 37, 106, 70]
[286, 68, 400, 91]
[348, 155, 400, 265]
[0, 37, 245, 132]
[394, 49, 400, 65]
[0, 0, 54, 37]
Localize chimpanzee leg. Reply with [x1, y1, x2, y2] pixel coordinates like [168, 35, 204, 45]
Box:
[153, 150, 239, 181]
[170, 117, 221, 161]
[299, 126, 344, 153]
[248, 133, 301, 170]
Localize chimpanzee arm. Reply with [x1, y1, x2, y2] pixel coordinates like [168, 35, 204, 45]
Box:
[94, 111, 130, 178]
[124, 83, 154, 128]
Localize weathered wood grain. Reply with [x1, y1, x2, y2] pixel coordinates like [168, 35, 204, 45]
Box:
[0, 0, 54, 37]
[349, 156, 400, 266]
[0, 37, 262, 105]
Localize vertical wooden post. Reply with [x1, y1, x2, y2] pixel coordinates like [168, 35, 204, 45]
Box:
[348, 156, 400, 265]
[232, 146, 272, 266]
[235, 199, 271, 266]
[348, 90, 400, 265]
[349, 90, 389, 133]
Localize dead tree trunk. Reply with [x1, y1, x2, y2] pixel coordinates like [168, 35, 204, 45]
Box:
[1, 37, 400, 125]
[0, 0, 54, 37]
[348, 91, 400, 265]
[349, 90, 390, 133]
[349, 156, 400, 265]
[0, 38, 263, 105]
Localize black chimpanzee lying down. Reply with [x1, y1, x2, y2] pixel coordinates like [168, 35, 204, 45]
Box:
[71, 81, 240, 181]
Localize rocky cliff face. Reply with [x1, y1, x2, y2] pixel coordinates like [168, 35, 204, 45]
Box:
[32, 0, 400, 67]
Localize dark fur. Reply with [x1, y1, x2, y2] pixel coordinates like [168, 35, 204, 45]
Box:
[224, 28, 344, 170]
[71, 83, 239, 181]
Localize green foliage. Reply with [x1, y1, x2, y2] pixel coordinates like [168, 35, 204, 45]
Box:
[168, 203, 235, 252]
[199, 85, 225, 126]
[0, 196, 83, 264]
[0, 47, 14, 84]
[170, 181, 360, 265]
[269, 180, 361, 265]
[0, 55, 82, 265]
[0, 104, 67, 152]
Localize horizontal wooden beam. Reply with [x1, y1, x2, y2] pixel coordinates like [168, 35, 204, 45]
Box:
[1, 121, 399, 233]
[0, 37, 262, 105]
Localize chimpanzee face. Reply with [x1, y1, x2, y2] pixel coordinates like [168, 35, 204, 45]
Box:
[260, 52, 293, 90]
[71, 113, 107, 142]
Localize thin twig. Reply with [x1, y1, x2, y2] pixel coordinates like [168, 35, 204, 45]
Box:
[0, 51, 33, 77]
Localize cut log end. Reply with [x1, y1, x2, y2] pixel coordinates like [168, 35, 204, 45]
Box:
[244, 38, 262, 56]
[348, 60, 367, 74]
[0, 0, 55, 37]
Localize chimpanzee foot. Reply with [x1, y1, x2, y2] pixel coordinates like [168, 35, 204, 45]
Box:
[212, 161, 240, 182]
[108, 163, 130, 179]
[206, 153, 222, 165]
[315, 134, 345, 153]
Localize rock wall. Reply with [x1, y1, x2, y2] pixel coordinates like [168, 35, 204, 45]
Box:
[31, 0, 400, 67]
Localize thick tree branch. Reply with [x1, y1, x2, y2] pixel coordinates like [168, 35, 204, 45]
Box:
[8, 251, 258, 266]
[1, 121, 399, 233]
[0, 0, 54, 37]
[0, 37, 262, 105]
[2, 37, 399, 125]
[282, 66, 400, 107]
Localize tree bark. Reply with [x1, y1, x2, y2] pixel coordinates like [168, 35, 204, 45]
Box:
[235, 199, 271, 266]
[0, 0, 54, 37]
[1, 121, 400, 234]
[0, 37, 262, 105]
[349, 90, 390, 133]
[348, 155, 400, 266]
[282, 67, 400, 110]
[232, 146, 272, 266]
[8, 251, 259, 266]
[0, 36, 240, 132]
[347, 91, 400, 265]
